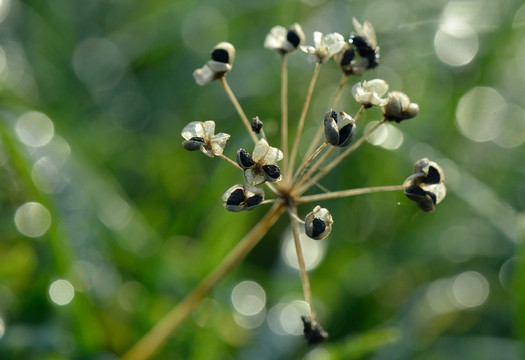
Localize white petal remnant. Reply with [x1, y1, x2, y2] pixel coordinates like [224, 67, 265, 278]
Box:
[181, 120, 230, 158]
[237, 139, 283, 185]
[403, 158, 446, 212]
[383, 91, 419, 123]
[193, 42, 236, 85]
[222, 184, 264, 212]
[265, 23, 305, 54]
[301, 32, 346, 64]
[304, 205, 333, 240]
[352, 79, 389, 108]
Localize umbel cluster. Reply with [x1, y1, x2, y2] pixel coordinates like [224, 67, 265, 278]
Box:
[182, 19, 446, 344]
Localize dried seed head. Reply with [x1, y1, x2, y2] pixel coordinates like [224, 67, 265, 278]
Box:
[352, 79, 389, 108]
[237, 149, 256, 169]
[222, 184, 264, 212]
[403, 158, 446, 212]
[193, 42, 236, 85]
[181, 121, 230, 157]
[305, 205, 333, 240]
[243, 139, 283, 185]
[383, 91, 419, 123]
[265, 23, 305, 54]
[323, 110, 356, 147]
[301, 316, 329, 345]
[301, 31, 346, 64]
[349, 18, 380, 70]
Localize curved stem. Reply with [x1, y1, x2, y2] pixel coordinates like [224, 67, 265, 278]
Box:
[219, 77, 258, 144]
[218, 154, 241, 169]
[296, 185, 404, 204]
[121, 203, 285, 360]
[288, 63, 322, 182]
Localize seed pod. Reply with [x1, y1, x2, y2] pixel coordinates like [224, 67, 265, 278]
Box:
[250, 116, 263, 134]
[222, 184, 264, 212]
[237, 149, 256, 169]
[403, 158, 446, 212]
[301, 316, 328, 345]
[304, 205, 333, 240]
[383, 91, 419, 123]
[323, 110, 356, 147]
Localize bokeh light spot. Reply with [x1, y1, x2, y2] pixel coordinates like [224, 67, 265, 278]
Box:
[455, 86, 507, 142]
[72, 38, 126, 92]
[49, 279, 75, 306]
[367, 122, 404, 150]
[0, 0, 10, 23]
[14, 202, 52, 238]
[231, 280, 266, 316]
[15, 111, 54, 147]
[282, 227, 326, 271]
[434, 21, 478, 66]
[0, 317, 5, 340]
[452, 271, 489, 308]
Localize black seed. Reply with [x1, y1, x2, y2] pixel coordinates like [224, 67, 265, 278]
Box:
[341, 48, 355, 66]
[311, 218, 326, 239]
[211, 48, 229, 63]
[331, 111, 338, 122]
[237, 149, 255, 168]
[189, 137, 205, 142]
[404, 185, 427, 200]
[301, 316, 329, 345]
[427, 191, 437, 205]
[417, 195, 436, 212]
[424, 166, 441, 184]
[246, 195, 263, 208]
[337, 124, 356, 147]
[226, 188, 245, 206]
[182, 137, 205, 151]
[287, 30, 301, 48]
[262, 165, 281, 180]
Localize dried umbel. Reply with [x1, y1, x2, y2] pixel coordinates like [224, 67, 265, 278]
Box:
[403, 158, 446, 212]
[132, 17, 447, 359]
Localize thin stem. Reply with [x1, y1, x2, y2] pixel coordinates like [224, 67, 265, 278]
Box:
[296, 185, 404, 204]
[122, 203, 286, 360]
[281, 54, 289, 177]
[292, 142, 327, 183]
[288, 63, 322, 181]
[296, 119, 386, 195]
[288, 205, 316, 321]
[218, 154, 241, 169]
[298, 74, 349, 176]
[219, 77, 258, 144]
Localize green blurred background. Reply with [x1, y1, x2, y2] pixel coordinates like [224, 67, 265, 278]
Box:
[1, 0, 525, 359]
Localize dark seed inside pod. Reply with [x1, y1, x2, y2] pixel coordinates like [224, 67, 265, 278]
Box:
[183, 137, 205, 151]
[211, 48, 229, 63]
[311, 218, 326, 239]
[423, 166, 441, 184]
[337, 124, 356, 147]
[341, 48, 355, 66]
[246, 195, 263, 208]
[262, 165, 281, 180]
[287, 30, 301, 48]
[427, 191, 437, 205]
[404, 185, 427, 200]
[250, 117, 263, 134]
[226, 188, 245, 206]
[237, 149, 255, 168]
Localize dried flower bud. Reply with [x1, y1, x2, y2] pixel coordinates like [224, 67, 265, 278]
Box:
[250, 116, 263, 134]
[352, 79, 389, 108]
[222, 184, 264, 212]
[181, 121, 230, 157]
[305, 205, 333, 240]
[403, 158, 446, 212]
[265, 23, 305, 54]
[193, 42, 236, 86]
[383, 91, 419, 123]
[301, 316, 328, 345]
[323, 110, 356, 147]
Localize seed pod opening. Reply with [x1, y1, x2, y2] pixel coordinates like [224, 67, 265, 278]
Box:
[304, 205, 333, 240]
